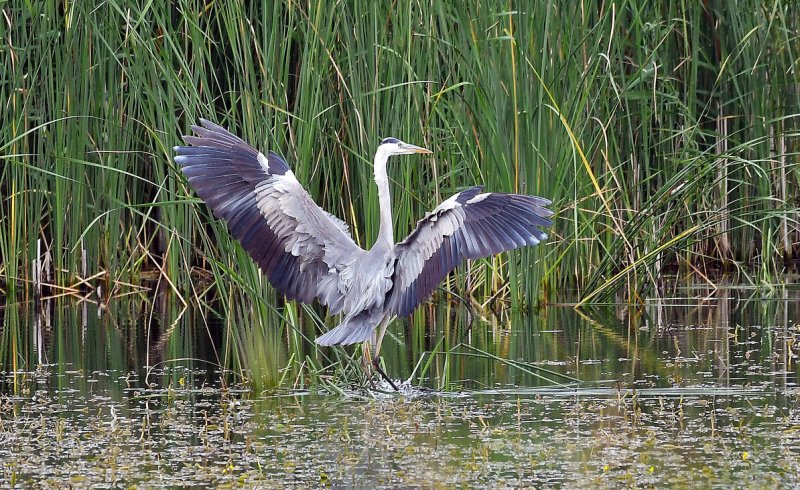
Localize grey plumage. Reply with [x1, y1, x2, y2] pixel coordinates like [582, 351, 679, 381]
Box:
[387, 189, 551, 317]
[174, 119, 552, 354]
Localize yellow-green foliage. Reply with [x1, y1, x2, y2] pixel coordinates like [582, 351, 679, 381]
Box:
[0, 2, 798, 381]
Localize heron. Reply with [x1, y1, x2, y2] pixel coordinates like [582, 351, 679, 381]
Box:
[174, 119, 552, 384]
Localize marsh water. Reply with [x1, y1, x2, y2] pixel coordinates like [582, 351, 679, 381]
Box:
[2, 283, 799, 488]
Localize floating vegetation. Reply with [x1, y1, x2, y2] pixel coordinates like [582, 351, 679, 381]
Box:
[2, 286, 800, 487]
[1, 367, 798, 487]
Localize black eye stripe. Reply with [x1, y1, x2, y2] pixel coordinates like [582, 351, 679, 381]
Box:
[380, 137, 400, 145]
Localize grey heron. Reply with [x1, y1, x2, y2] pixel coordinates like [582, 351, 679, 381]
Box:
[174, 119, 552, 376]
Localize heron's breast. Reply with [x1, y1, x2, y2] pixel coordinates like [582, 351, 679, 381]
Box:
[340, 253, 393, 314]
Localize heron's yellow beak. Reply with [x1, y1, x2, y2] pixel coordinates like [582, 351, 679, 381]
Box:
[405, 144, 432, 154]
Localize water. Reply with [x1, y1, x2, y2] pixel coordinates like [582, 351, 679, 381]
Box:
[1, 285, 799, 487]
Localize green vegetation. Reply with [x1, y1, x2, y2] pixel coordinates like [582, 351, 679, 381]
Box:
[1, 2, 798, 385]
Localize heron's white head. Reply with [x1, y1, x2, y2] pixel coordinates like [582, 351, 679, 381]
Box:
[378, 137, 432, 157]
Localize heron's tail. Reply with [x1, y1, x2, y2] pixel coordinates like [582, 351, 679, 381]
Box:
[315, 311, 380, 346]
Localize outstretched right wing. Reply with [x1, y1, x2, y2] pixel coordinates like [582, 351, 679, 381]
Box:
[387, 186, 552, 317]
[174, 119, 364, 312]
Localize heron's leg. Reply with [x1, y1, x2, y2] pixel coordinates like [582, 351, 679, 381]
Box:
[369, 316, 398, 391]
[361, 341, 373, 374]
[372, 357, 399, 391]
[373, 315, 392, 360]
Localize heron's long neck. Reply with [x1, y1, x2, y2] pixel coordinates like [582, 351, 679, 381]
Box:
[374, 150, 393, 248]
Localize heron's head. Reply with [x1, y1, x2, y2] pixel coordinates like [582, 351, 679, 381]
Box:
[379, 137, 432, 157]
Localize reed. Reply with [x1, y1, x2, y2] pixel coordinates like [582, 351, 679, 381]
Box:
[0, 1, 797, 385]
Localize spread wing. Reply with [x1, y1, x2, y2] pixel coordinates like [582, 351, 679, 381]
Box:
[387, 186, 553, 317]
[174, 119, 364, 312]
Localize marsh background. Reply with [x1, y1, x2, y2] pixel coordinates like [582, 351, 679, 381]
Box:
[1, 1, 799, 487]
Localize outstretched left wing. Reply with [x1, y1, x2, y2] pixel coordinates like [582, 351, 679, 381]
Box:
[387, 186, 552, 317]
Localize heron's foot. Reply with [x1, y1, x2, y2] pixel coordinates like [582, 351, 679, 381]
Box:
[372, 356, 399, 391]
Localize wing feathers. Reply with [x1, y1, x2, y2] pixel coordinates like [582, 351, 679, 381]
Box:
[388, 188, 552, 316]
[175, 120, 363, 309]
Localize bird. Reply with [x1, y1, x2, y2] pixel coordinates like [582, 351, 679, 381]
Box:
[174, 119, 552, 377]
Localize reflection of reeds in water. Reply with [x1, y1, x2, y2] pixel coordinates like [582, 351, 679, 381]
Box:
[1, 282, 798, 392]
